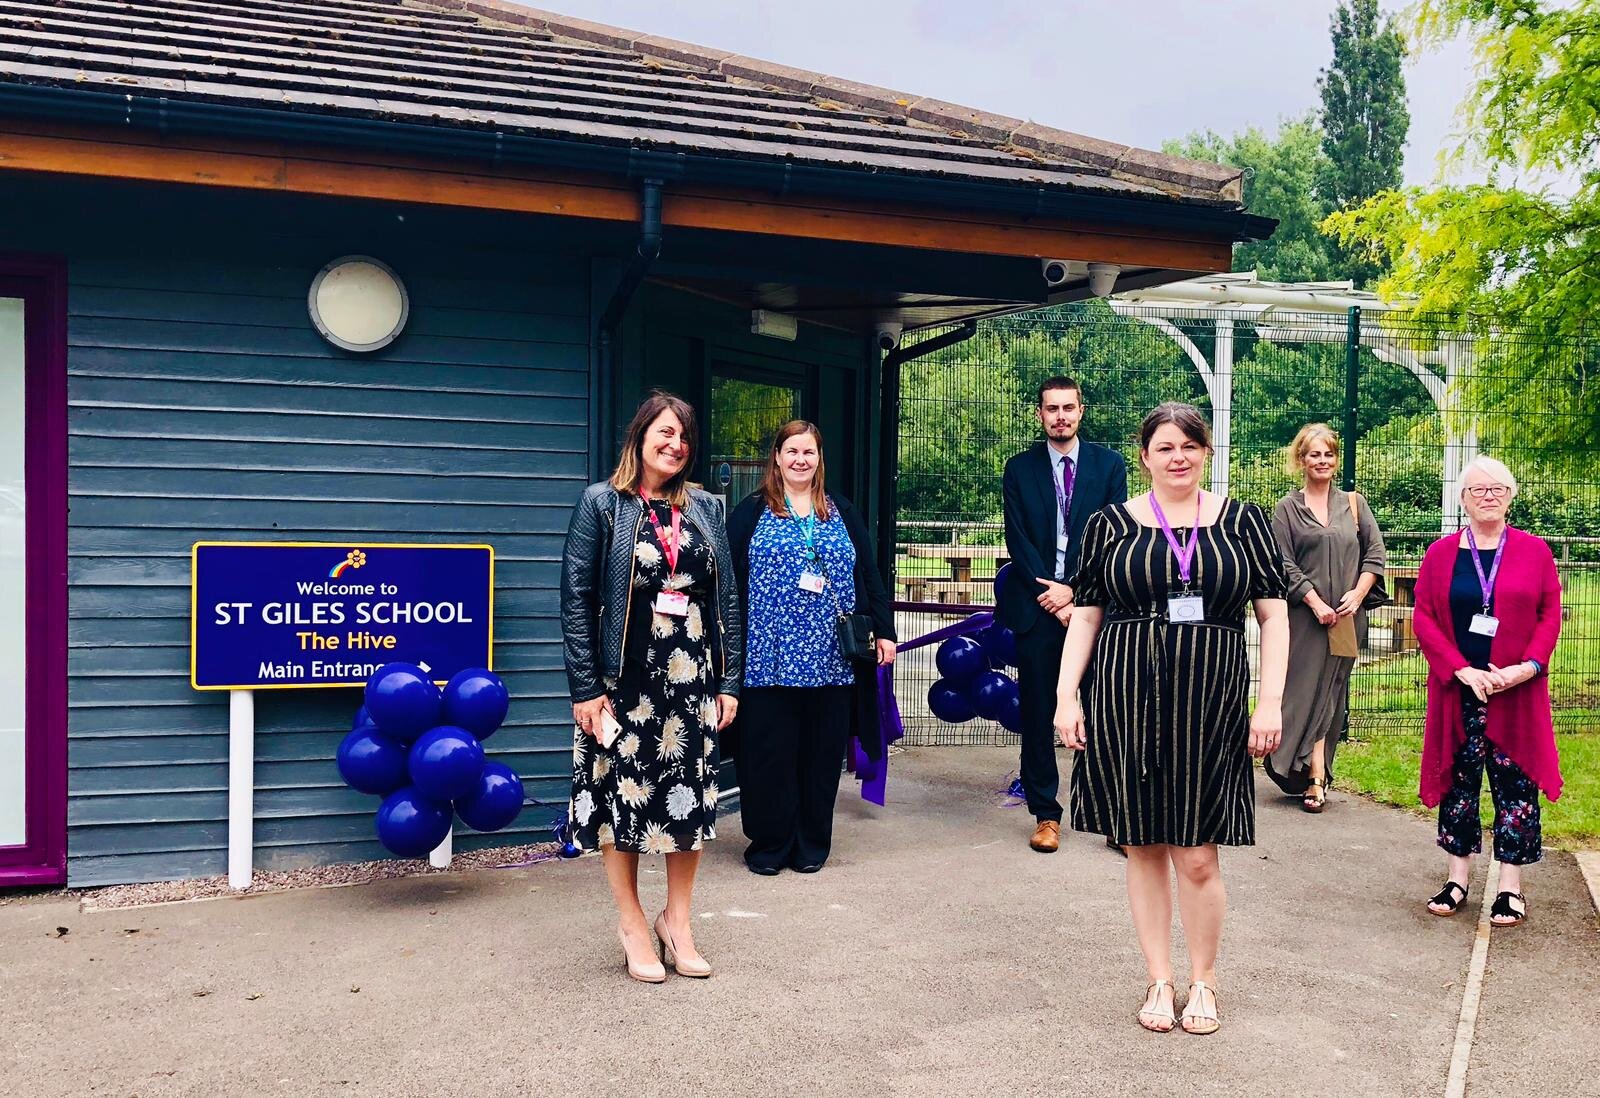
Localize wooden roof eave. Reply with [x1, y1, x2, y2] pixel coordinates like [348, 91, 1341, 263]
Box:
[0, 93, 1252, 276]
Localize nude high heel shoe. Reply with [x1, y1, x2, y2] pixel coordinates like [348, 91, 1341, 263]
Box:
[618, 926, 665, 984]
[654, 912, 712, 978]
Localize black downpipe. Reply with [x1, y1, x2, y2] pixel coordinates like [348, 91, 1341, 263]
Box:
[874, 320, 980, 584]
[593, 178, 663, 476]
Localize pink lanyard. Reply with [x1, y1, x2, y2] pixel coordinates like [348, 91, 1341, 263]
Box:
[646, 503, 682, 576]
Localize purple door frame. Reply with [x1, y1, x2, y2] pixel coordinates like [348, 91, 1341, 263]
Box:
[0, 254, 68, 887]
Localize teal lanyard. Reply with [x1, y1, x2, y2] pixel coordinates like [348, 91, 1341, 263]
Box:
[784, 494, 819, 561]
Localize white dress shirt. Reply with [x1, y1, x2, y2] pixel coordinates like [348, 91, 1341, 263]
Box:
[1051, 439, 1079, 581]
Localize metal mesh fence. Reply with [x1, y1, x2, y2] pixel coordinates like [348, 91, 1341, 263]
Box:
[890, 301, 1600, 746]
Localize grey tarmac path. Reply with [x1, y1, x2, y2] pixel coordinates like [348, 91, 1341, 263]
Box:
[2, 746, 1595, 1098]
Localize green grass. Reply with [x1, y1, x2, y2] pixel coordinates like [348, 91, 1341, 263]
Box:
[1334, 732, 1600, 850]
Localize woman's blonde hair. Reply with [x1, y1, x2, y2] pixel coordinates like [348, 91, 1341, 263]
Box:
[1285, 422, 1340, 478]
[609, 390, 697, 509]
[761, 420, 831, 521]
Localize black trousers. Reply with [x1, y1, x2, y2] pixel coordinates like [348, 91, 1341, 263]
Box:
[739, 684, 854, 870]
[1014, 617, 1066, 822]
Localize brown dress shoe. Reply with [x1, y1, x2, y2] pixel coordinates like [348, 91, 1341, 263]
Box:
[1030, 819, 1061, 853]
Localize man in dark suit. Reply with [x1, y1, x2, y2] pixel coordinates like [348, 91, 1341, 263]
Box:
[1000, 375, 1128, 852]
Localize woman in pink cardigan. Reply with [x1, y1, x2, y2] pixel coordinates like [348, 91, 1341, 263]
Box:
[1414, 456, 1562, 927]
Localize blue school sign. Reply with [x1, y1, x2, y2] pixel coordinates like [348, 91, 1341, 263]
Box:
[191, 542, 494, 690]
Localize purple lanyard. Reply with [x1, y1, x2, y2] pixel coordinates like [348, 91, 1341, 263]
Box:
[1464, 525, 1505, 612]
[1149, 491, 1202, 587]
[1053, 454, 1074, 526]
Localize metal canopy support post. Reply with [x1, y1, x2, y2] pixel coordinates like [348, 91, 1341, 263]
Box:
[1441, 335, 1476, 532]
[228, 689, 254, 890]
[875, 321, 979, 583]
[1343, 307, 1361, 491]
[1211, 318, 1234, 498]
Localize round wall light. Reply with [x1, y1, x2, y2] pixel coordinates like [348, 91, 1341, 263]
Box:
[308, 256, 409, 353]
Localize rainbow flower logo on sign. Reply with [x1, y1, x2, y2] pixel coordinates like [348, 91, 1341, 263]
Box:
[329, 549, 367, 578]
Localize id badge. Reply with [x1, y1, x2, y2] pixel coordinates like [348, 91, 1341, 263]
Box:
[1167, 593, 1205, 624]
[798, 572, 826, 594]
[1056, 533, 1069, 552]
[654, 590, 689, 617]
[1469, 612, 1500, 637]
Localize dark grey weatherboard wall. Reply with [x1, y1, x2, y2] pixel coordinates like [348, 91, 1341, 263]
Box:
[2, 178, 604, 886]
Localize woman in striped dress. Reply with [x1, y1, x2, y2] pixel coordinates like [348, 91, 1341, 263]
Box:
[1054, 403, 1289, 1036]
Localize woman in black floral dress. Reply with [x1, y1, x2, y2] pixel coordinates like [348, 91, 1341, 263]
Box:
[560, 392, 742, 983]
[569, 502, 721, 856]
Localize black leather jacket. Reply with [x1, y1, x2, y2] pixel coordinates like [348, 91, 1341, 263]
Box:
[560, 481, 743, 703]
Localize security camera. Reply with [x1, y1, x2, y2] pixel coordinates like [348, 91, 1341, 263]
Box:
[1087, 262, 1121, 298]
[1041, 258, 1071, 288]
[874, 323, 903, 352]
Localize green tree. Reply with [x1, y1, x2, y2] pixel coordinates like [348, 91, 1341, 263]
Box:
[1323, 0, 1600, 452]
[1317, 0, 1411, 286]
[1166, 120, 1341, 282]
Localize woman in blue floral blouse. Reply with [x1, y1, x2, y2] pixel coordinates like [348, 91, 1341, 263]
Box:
[727, 421, 896, 875]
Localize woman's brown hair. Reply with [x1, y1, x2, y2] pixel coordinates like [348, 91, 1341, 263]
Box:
[760, 420, 831, 521]
[609, 390, 698, 509]
[1138, 401, 1214, 453]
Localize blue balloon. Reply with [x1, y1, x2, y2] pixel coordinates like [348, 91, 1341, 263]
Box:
[408, 725, 486, 801]
[559, 842, 582, 859]
[336, 726, 409, 795]
[351, 705, 370, 729]
[976, 623, 1018, 669]
[928, 678, 977, 723]
[969, 670, 1018, 722]
[997, 689, 1023, 734]
[375, 787, 452, 859]
[442, 668, 510, 740]
[455, 761, 525, 832]
[364, 663, 442, 742]
[935, 636, 990, 684]
[993, 562, 1013, 603]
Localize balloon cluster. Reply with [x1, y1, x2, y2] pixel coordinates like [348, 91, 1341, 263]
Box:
[336, 663, 525, 859]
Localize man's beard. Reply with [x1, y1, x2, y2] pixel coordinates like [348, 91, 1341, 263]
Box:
[1046, 423, 1077, 442]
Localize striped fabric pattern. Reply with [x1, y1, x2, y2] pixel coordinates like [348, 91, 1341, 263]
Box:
[1070, 499, 1288, 847]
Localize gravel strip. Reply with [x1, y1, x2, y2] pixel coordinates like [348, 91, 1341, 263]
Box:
[75, 842, 568, 912]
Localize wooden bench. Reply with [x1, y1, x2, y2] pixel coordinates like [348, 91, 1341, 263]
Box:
[920, 580, 994, 605]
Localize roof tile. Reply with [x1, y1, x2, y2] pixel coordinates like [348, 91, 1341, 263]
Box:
[0, 0, 1247, 208]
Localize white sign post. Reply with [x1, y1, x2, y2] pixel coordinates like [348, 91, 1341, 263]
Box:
[228, 689, 254, 890]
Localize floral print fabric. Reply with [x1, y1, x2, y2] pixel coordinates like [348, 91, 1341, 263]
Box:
[1437, 688, 1543, 865]
[568, 500, 719, 855]
[743, 501, 856, 688]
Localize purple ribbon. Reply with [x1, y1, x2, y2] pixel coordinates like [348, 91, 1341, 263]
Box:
[848, 611, 994, 805]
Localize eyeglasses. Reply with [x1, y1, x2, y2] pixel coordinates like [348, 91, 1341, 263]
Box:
[1464, 484, 1511, 499]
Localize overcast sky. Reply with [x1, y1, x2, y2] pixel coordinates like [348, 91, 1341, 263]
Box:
[559, 0, 1481, 188]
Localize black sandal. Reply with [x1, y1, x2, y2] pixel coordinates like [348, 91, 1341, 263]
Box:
[1490, 891, 1527, 927]
[1428, 881, 1469, 916]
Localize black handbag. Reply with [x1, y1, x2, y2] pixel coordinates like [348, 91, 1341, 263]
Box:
[819, 552, 875, 662]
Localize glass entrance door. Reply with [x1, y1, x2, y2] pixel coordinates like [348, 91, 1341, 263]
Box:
[0, 297, 22, 849]
[0, 257, 66, 888]
[707, 371, 804, 502]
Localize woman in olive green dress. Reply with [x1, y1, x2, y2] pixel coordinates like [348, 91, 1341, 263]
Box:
[1267, 424, 1386, 812]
